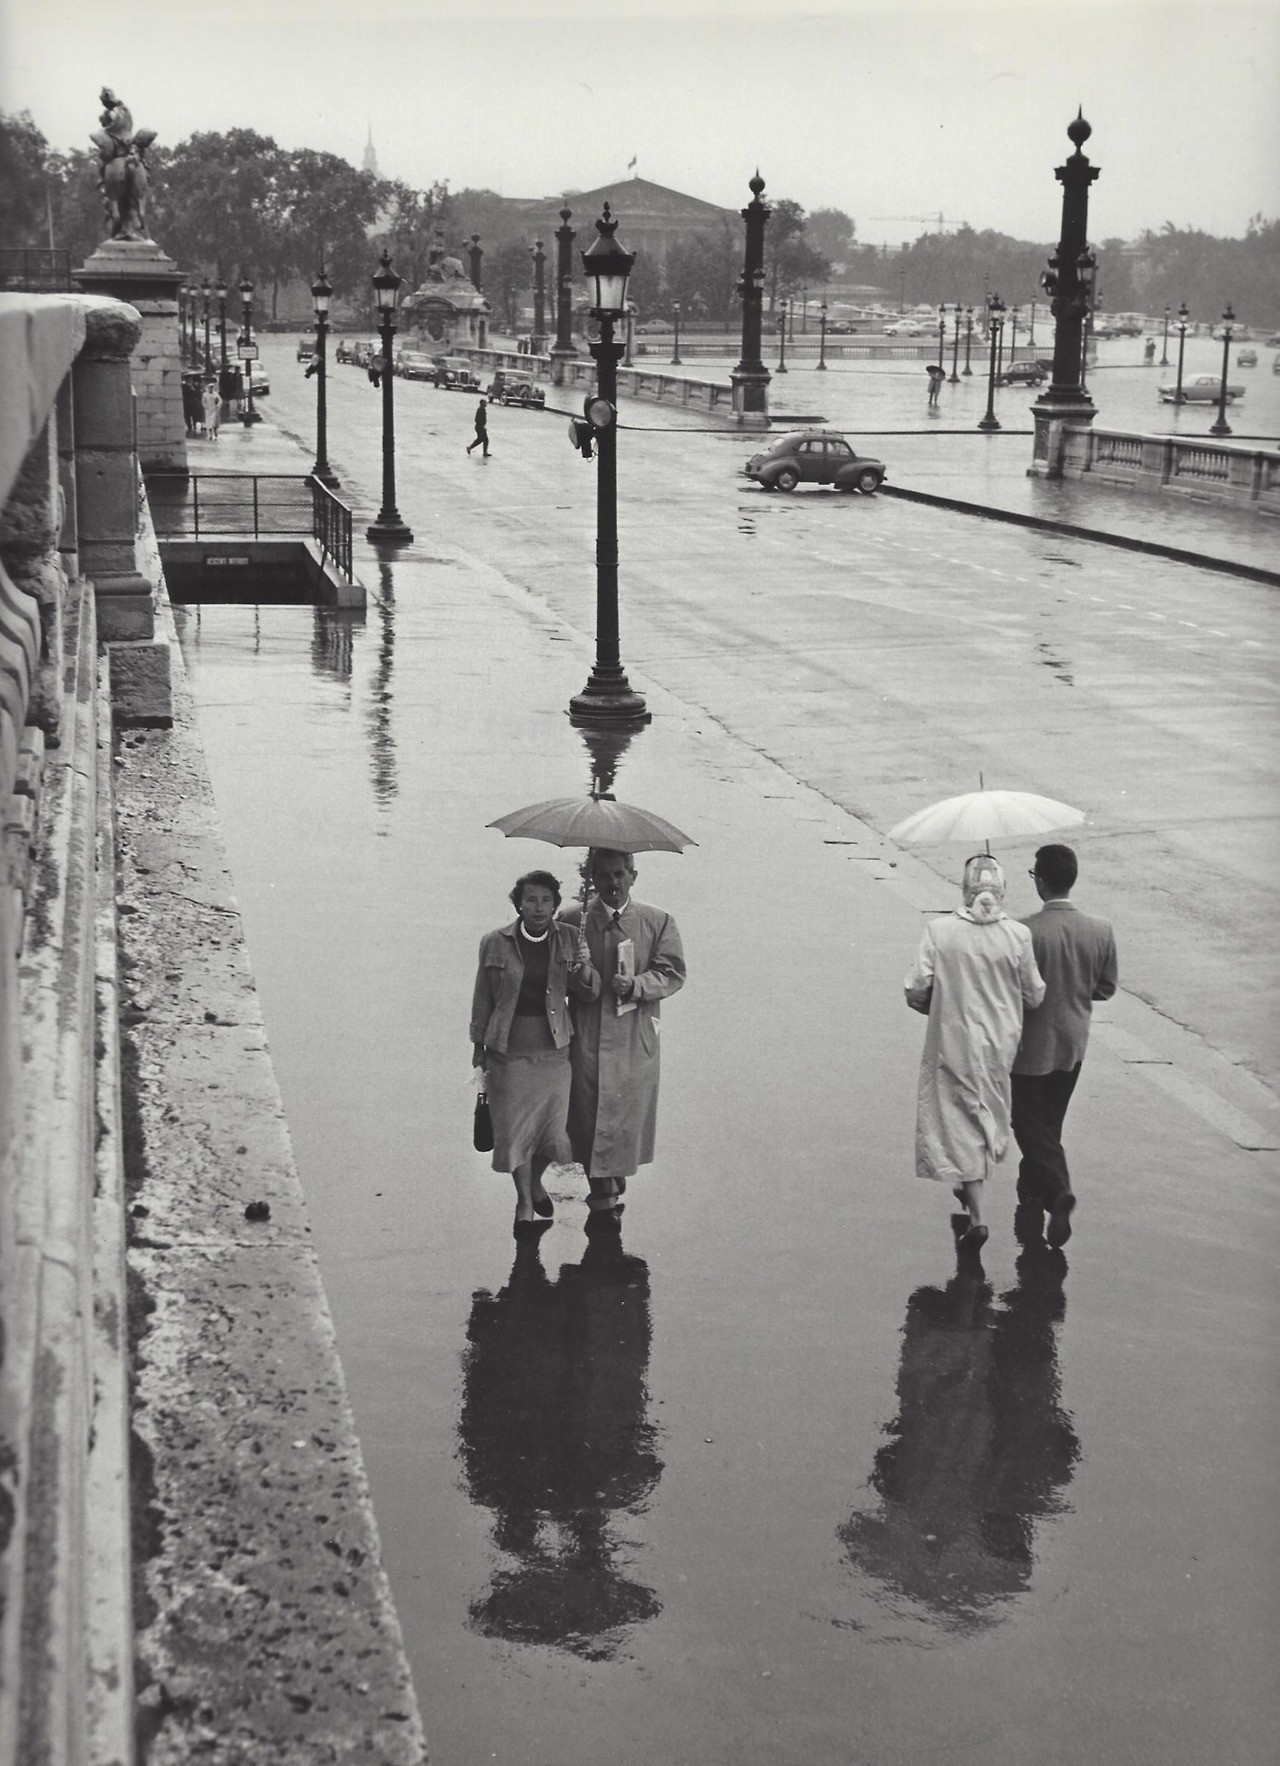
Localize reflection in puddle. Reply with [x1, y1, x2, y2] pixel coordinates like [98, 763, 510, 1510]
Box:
[839, 1245, 1079, 1634]
[458, 1231, 662, 1660]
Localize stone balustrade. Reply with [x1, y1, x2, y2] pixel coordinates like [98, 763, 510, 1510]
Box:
[454, 343, 737, 419]
[1057, 425, 1280, 514]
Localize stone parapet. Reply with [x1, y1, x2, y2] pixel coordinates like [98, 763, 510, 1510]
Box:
[75, 240, 187, 475]
[1055, 425, 1280, 514]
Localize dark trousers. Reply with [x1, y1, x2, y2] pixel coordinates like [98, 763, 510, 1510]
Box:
[467, 428, 489, 456]
[1010, 1066, 1081, 1204]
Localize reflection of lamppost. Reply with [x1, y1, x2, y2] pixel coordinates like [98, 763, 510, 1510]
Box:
[1160, 303, 1170, 367]
[201, 277, 211, 369]
[568, 205, 649, 728]
[1173, 300, 1189, 404]
[963, 304, 974, 375]
[671, 301, 682, 365]
[1209, 302, 1234, 437]
[776, 304, 788, 372]
[978, 293, 1004, 431]
[239, 277, 261, 426]
[309, 267, 337, 489]
[949, 304, 961, 382]
[817, 301, 828, 370]
[216, 277, 232, 398]
[366, 250, 413, 546]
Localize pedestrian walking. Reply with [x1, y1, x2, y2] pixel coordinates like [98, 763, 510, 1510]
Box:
[926, 364, 946, 408]
[201, 379, 221, 441]
[1143, 338, 1156, 365]
[181, 373, 202, 435]
[905, 854, 1045, 1253]
[562, 850, 686, 1228]
[1011, 844, 1117, 1248]
[466, 398, 490, 458]
[471, 870, 599, 1233]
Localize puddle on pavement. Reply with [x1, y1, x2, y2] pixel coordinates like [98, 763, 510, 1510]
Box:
[1035, 639, 1074, 685]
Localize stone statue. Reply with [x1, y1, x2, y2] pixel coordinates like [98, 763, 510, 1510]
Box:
[90, 89, 157, 240]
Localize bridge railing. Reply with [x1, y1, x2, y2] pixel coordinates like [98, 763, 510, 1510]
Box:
[0, 247, 72, 291]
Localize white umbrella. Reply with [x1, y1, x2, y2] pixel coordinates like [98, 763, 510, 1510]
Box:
[888, 788, 1086, 850]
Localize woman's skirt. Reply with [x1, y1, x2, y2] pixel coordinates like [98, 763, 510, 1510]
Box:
[485, 1027, 572, 1173]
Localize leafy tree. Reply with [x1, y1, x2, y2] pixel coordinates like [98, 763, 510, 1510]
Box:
[806, 207, 856, 267]
[277, 148, 386, 308]
[148, 130, 289, 286]
[0, 110, 53, 244]
[664, 222, 739, 325]
[47, 149, 109, 266]
[626, 251, 662, 319]
[374, 179, 453, 292]
[764, 198, 829, 313]
[487, 236, 534, 331]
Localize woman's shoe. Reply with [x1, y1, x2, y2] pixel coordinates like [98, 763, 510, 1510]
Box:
[532, 1191, 554, 1218]
[950, 1212, 971, 1241]
[513, 1216, 552, 1240]
[957, 1222, 989, 1254]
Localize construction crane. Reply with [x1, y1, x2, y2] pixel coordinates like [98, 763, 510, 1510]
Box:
[869, 213, 953, 229]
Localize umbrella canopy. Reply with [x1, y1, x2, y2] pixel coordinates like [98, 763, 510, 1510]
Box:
[487, 796, 696, 854]
[888, 789, 1086, 847]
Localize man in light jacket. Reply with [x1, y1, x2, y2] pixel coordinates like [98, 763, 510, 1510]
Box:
[1012, 844, 1118, 1248]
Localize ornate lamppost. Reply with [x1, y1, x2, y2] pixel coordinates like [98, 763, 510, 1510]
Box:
[215, 277, 232, 399]
[1209, 303, 1235, 437]
[238, 277, 261, 425]
[1077, 250, 1097, 396]
[1173, 301, 1189, 404]
[937, 304, 947, 378]
[671, 301, 682, 365]
[309, 267, 337, 488]
[623, 302, 635, 367]
[201, 277, 212, 370]
[730, 171, 772, 426]
[1030, 109, 1101, 474]
[1028, 297, 1037, 345]
[366, 250, 413, 546]
[568, 206, 649, 729]
[776, 303, 788, 372]
[978, 294, 1005, 431]
[531, 237, 547, 354]
[1160, 304, 1170, 367]
[817, 301, 828, 370]
[550, 208, 576, 384]
[468, 233, 483, 293]
[1006, 305, 1019, 375]
[949, 304, 962, 382]
[963, 305, 974, 375]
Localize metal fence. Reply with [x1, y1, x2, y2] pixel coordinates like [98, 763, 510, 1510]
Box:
[146, 473, 355, 582]
[0, 247, 72, 290]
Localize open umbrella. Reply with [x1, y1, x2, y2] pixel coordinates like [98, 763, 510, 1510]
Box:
[487, 796, 695, 854]
[888, 789, 1085, 850]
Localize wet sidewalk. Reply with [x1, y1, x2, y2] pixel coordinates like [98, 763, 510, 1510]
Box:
[173, 386, 1279, 1766]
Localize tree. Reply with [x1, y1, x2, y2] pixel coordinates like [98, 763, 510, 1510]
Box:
[664, 222, 739, 325]
[0, 110, 52, 245]
[278, 149, 386, 308]
[487, 236, 534, 332]
[148, 130, 289, 285]
[806, 207, 856, 267]
[626, 251, 662, 319]
[764, 198, 829, 313]
[375, 179, 453, 293]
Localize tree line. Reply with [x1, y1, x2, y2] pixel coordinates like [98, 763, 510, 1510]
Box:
[3, 110, 1274, 328]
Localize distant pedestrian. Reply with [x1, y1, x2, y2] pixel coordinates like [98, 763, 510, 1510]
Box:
[201, 380, 221, 441]
[1011, 844, 1117, 1249]
[926, 364, 946, 409]
[905, 854, 1045, 1254]
[466, 398, 490, 458]
[1143, 339, 1156, 365]
[181, 374, 201, 435]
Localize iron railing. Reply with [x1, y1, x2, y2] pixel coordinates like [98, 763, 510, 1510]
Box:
[0, 247, 73, 290]
[146, 473, 355, 582]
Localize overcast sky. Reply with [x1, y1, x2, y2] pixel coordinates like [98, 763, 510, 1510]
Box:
[3, 0, 1277, 245]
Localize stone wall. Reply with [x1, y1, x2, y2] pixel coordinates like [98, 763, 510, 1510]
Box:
[1058, 425, 1280, 514]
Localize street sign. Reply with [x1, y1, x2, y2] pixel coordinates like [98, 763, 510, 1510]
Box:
[238, 342, 260, 361]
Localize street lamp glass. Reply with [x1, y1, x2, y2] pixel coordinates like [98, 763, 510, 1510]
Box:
[372, 250, 401, 313]
[214, 279, 227, 303]
[239, 278, 253, 299]
[201, 278, 210, 302]
[581, 204, 635, 317]
[311, 269, 332, 318]
[1222, 302, 1235, 327]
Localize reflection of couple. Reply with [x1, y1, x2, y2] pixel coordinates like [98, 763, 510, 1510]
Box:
[459, 1231, 661, 1657]
[839, 1245, 1079, 1631]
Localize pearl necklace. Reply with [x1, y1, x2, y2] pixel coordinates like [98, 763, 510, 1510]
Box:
[519, 923, 549, 944]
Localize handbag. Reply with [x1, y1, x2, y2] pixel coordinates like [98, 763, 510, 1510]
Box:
[473, 1091, 494, 1153]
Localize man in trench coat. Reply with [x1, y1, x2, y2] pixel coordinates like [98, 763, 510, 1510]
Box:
[564, 850, 686, 1222]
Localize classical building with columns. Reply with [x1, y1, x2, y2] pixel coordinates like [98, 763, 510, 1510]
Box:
[502, 176, 736, 266]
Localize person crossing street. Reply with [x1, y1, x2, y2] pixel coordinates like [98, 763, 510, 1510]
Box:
[466, 397, 490, 458]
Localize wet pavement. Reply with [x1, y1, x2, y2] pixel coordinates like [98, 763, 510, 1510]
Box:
[173, 343, 1279, 1764]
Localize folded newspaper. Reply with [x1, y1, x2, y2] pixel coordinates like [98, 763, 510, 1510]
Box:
[615, 938, 638, 1015]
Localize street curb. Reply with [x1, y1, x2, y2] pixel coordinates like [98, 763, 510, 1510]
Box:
[880, 483, 1280, 586]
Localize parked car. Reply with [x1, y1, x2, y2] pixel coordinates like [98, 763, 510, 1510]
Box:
[1265, 333, 1280, 348]
[245, 362, 269, 397]
[394, 349, 438, 380]
[1273, 354, 1280, 374]
[485, 370, 546, 408]
[436, 356, 483, 391]
[1000, 360, 1049, 385]
[884, 321, 927, 336]
[742, 430, 886, 494]
[1158, 373, 1245, 404]
[1236, 348, 1258, 367]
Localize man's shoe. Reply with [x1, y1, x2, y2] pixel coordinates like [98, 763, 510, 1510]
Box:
[1045, 1193, 1076, 1249]
[1016, 1171, 1046, 1205]
[1013, 1200, 1046, 1247]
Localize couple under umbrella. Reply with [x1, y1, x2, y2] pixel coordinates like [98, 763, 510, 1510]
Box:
[472, 796, 691, 1235]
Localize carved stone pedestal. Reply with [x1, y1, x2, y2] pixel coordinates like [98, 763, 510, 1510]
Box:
[75, 238, 187, 474]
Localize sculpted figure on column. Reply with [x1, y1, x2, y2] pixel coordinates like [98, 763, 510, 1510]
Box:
[91, 88, 157, 240]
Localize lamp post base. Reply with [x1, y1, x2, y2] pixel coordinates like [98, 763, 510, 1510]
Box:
[976, 414, 1002, 432]
[366, 514, 414, 546]
[1208, 418, 1232, 438]
[569, 673, 651, 728]
[240, 410, 262, 426]
[312, 465, 340, 489]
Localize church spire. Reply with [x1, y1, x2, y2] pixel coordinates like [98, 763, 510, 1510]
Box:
[362, 123, 379, 179]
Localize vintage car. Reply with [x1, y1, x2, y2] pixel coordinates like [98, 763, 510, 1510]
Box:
[1000, 359, 1049, 385]
[742, 430, 886, 494]
[394, 349, 438, 380]
[337, 340, 377, 367]
[485, 370, 546, 408]
[1236, 348, 1258, 367]
[883, 320, 928, 336]
[436, 356, 483, 391]
[296, 338, 314, 362]
[1158, 373, 1245, 404]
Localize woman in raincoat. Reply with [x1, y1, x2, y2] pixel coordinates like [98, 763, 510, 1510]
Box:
[905, 855, 1045, 1251]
